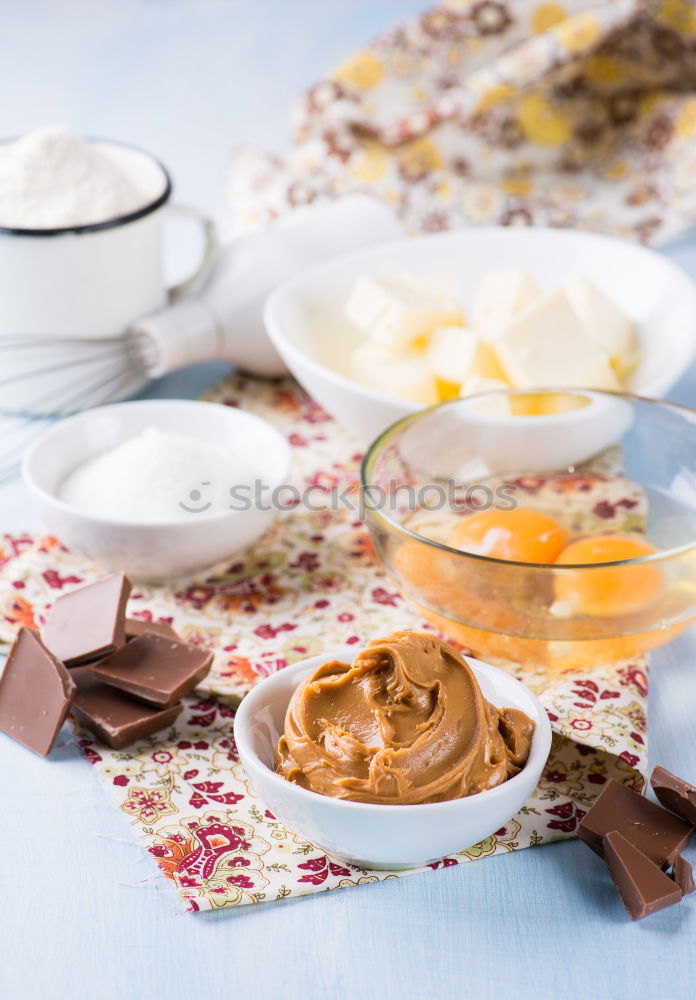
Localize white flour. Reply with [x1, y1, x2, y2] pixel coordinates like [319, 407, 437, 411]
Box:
[0, 125, 164, 229]
[59, 427, 257, 523]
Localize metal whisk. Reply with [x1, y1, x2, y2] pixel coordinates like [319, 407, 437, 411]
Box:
[0, 331, 151, 484]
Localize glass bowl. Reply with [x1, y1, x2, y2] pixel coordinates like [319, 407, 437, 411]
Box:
[361, 389, 696, 669]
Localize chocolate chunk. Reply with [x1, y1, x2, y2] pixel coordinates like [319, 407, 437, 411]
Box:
[604, 832, 682, 920]
[578, 778, 693, 867]
[672, 854, 695, 895]
[125, 618, 179, 641]
[92, 632, 213, 708]
[651, 765, 696, 826]
[42, 573, 132, 666]
[70, 666, 183, 749]
[0, 627, 75, 756]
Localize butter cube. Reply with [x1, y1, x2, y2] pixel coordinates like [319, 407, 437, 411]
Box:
[563, 275, 637, 372]
[400, 272, 461, 309]
[493, 289, 620, 391]
[425, 327, 507, 384]
[351, 351, 439, 405]
[473, 269, 541, 339]
[345, 274, 463, 350]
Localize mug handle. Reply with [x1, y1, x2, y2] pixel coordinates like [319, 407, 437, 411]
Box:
[165, 203, 218, 303]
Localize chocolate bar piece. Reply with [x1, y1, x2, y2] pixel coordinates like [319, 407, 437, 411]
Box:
[42, 573, 132, 666]
[125, 618, 179, 641]
[92, 632, 213, 708]
[70, 667, 183, 749]
[578, 778, 693, 867]
[604, 831, 682, 920]
[672, 854, 695, 895]
[651, 765, 696, 826]
[0, 627, 75, 756]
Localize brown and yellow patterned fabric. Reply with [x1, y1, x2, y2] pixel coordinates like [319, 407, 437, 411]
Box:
[226, 0, 696, 245]
[0, 376, 649, 911]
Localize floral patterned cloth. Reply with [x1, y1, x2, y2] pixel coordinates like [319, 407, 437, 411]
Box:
[0, 375, 649, 912]
[224, 0, 696, 246]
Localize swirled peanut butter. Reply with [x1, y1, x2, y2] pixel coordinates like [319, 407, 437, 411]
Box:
[274, 631, 534, 805]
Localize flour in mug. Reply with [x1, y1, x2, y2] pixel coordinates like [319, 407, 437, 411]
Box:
[0, 125, 166, 229]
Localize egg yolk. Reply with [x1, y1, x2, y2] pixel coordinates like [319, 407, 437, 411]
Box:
[554, 534, 663, 618]
[449, 507, 569, 563]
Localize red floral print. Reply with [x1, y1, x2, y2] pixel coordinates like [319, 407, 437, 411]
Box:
[297, 855, 351, 885]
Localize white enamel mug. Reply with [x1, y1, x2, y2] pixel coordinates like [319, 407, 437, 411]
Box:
[0, 138, 216, 414]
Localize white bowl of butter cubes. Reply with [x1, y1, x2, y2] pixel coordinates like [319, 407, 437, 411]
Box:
[264, 226, 696, 442]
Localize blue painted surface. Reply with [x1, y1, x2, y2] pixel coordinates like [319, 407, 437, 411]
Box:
[1, 4, 696, 999]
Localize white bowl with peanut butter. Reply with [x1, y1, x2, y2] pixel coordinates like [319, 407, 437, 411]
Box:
[234, 632, 551, 869]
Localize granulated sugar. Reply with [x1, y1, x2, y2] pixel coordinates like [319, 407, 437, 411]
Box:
[0, 125, 164, 229]
[59, 427, 257, 522]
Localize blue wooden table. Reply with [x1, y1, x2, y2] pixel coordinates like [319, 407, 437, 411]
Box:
[1, 4, 695, 998]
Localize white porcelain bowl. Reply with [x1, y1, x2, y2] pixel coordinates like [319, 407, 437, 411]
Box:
[264, 227, 696, 443]
[234, 648, 552, 869]
[22, 399, 291, 581]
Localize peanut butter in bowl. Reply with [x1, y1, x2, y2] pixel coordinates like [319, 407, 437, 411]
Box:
[274, 631, 534, 805]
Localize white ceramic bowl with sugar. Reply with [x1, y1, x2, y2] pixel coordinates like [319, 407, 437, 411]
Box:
[22, 399, 291, 581]
[234, 648, 552, 869]
[264, 227, 696, 443]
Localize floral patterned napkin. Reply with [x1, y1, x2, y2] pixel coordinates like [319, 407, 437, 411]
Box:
[225, 0, 696, 246]
[0, 375, 649, 912]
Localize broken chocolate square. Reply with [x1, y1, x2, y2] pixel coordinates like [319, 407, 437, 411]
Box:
[92, 632, 213, 708]
[672, 854, 695, 896]
[70, 666, 183, 750]
[651, 765, 696, 827]
[578, 778, 693, 867]
[42, 573, 132, 666]
[125, 618, 179, 641]
[0, 627, 75, 756]
[604, 831, 682, 920]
